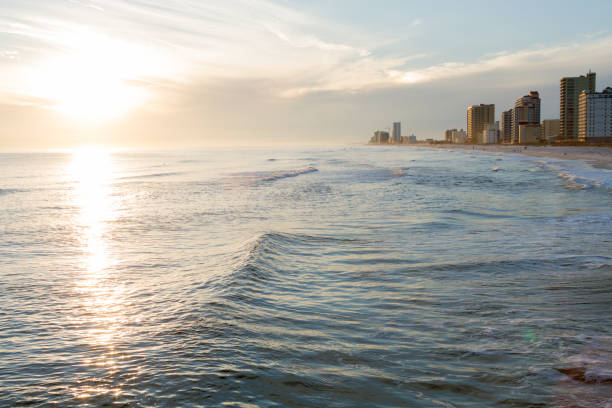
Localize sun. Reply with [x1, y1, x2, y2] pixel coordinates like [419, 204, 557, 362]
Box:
[35, 56, 144, 122]
[27, 30, 163, 122]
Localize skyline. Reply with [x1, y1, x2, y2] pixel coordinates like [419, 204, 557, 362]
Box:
[1, 0, 612, 149]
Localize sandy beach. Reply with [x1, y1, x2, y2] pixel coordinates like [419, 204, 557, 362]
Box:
[408, 144, 612, 170]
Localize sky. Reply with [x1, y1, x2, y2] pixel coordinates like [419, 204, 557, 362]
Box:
[1, 0, 612, 149]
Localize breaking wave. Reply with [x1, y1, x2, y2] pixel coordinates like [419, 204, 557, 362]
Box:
[537, 160, 612, 191]
[0, 188, 25, 196]
[261, 167, 318, 182]
[119, 171, 184, 180]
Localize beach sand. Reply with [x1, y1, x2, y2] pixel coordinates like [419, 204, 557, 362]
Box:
[409, 144, 612, 170]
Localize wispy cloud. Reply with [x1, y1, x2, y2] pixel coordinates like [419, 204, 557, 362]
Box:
[0, 0, 373, 103]
[577, 29, 608, 39]
[1, 0, 611, 108]
[0, 50, 18, 59]
[394, 36, 612, 86]
[261, 22, 370, 56]
[276, 36, 612, 97]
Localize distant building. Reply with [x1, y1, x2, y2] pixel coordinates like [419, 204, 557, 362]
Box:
[392, 122, 401, 143]
[446, 128, 467, 144]
[501, 109, 512, 143]
[560, 71, 596, 141]
[451, 129, 467, 144]
[372, 130, 390, 144]
[408, 134, 417, 143]
[445, 129, 456, 143]
[578, 87, 612, 143]
[483, 122, 500, 144]
[483, 130, 497, 144]
[542, 119, 560, 142]
[518, 124, 541, 144]
[467, 104, 495, 144]
[512, 91, 540, 144]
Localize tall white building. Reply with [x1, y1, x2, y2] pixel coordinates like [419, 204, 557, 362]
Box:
[578, 87, 612, 143]
[392, 122, 401, 143]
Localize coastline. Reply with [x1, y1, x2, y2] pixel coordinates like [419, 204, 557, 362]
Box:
[401, 144, 612, 170]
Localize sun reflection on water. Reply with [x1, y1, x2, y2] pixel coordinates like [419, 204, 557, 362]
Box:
[68, 148, 125, 398]
[70, 148, 116, 276]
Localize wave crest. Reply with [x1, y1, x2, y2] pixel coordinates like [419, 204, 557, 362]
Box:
[537, 161, 612, 191]
[0, 188, 25, 196]
[261, 167, 318, 182]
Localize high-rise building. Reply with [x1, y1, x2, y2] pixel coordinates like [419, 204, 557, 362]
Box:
[483, 122, 500, 144]
[392, 122, 401, 143]
[512, 91, 540, 144]
[542, 119, 560, 142]
[518, 124, 541, 144]
[445, 129, 456, 142]
[445, 129, 467, 144]
[560, 71, 596, 140]
[451, 129, 467, 144]
[578, 87, 612, 143]
[372, 130, 390, 144]
[467, 104, 495, 144]
[501, 109, 512, 143]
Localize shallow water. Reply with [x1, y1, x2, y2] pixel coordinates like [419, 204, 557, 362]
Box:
[1, 146, 611, 407]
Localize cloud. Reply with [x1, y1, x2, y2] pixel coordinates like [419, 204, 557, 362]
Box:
[0, 0, 375, 102]
[5, 0, 610, 104]
[261, 22, 368, 55]
[395, 37, 612, 85]
[577, 30, 607, 39]
[0, 50, 18, 59]
[1, 0, 612, 149]
[278, 35, 612, 96]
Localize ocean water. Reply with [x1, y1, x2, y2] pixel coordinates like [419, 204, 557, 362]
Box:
[1, 146, 611, 407]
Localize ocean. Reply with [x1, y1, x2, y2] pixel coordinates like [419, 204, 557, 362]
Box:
[1, 146, 611, 407]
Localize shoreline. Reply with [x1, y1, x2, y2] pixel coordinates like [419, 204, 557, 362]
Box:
[395, 144, 612, 170]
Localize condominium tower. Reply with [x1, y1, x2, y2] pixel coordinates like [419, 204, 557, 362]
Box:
[467, 104, 495, 144]
[451, 129, 467, 144]
[444, 129, 456, 143]
[560, 71, 596, 140]
[483, 122, 500, 144]
[578, 87, 612, 143]
[392, 122, 401, 143]
[512, 91, 540, 144]
[542, 119, 560, 142]
[501, 109, 512, 143]
[445, 128, 466, 143]
[371, 130, 390, 144]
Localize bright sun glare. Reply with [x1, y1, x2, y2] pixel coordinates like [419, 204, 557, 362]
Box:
[39, 56, 144, 121]
[29, 31, 162, 122]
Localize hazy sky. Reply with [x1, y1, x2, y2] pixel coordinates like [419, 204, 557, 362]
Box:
[1, 0, 612, 149]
